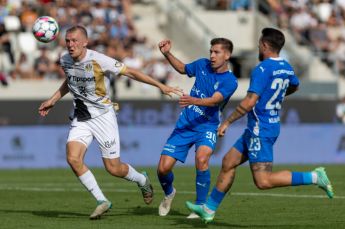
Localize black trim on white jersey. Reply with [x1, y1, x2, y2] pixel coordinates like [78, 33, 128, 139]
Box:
[74, 99, 91, 121]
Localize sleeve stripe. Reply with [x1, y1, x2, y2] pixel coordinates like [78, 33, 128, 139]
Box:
[119, 65, 127, 75]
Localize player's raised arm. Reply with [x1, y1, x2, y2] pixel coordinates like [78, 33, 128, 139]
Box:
[121, 66, 182, 97]
[38, 79, 69, 117]
[158, 39, 186, 74]
[218, 92, 259, 137]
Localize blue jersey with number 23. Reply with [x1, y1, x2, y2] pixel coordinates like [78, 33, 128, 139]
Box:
[247, 57, 299, 137]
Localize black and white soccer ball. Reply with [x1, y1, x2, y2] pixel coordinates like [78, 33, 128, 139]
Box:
[32, 16, 59, 43]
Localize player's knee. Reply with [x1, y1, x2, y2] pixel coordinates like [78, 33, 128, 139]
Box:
[254, 179, 272, 190]
[221, 157, 236, 173]
[195, 156, 209, 170]
[66, 155, 82, 168]
[157, 165, 171, 176]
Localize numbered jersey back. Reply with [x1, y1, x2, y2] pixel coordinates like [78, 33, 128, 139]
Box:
[246, 57, 299, 137]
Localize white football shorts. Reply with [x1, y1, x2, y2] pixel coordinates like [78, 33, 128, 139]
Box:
[67, 109, 120, 159]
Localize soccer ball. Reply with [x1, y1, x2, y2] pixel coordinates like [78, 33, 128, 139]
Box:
[32, 16, 59, 43]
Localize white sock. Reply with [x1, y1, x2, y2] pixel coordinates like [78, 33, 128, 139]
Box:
[311, 171, 318, 184]
[124, 164, 146, 186]
[79, 170, 107, 202]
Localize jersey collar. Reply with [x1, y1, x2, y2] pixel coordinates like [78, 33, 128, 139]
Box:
[269, 57, 283, 61]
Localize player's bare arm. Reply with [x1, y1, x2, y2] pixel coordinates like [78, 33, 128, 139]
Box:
[285, 85, 299, 96]
[38, 79, 69, 117]
[179, 92, 224, 108]
[121, 67, 182, 97]
[217, 92, 259, 137]
[158, 39, 186, 74]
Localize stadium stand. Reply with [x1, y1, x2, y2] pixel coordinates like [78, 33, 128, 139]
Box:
[1, 0, 343, 100]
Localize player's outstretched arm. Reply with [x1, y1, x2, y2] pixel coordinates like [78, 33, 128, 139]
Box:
[122, 67, 182, 97]
[158, 39, 186, 74]
[179, 92, 224, 108]
[218, 92, 258, 137]
[38, 79, 69, 117]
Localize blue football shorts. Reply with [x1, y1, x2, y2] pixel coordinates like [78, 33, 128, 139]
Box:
[161, 128, 217, 163]
[233, 129, 278, 163]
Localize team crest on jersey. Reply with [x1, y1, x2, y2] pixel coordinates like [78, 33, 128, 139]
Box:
[85, 63, 93, 72]
[114, 61, 123, 68]
[214, 81, 219, 90]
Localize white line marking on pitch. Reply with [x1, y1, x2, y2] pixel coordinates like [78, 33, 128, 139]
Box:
[0, 186, 343, 199]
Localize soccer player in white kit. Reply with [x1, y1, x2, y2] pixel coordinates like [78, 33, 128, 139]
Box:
[38, 25, 180, 219]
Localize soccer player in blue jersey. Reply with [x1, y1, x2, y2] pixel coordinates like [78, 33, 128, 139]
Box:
[157, 38, 238, 218]
[186, 28, 334, 223]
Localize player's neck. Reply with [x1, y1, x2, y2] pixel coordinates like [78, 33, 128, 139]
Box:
[74, 49, 88, 62]
[265, 52, 279, 59]
[212, 63, 229, 74]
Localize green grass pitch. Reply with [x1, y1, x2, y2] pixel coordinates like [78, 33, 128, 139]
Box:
[0, 165, 344, 228]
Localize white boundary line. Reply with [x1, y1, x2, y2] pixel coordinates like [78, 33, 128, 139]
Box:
[0, 186, 343, 199]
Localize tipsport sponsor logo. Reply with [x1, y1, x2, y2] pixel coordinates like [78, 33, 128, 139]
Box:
[187, 105, 211, 120]
[68, 75, 96, 82]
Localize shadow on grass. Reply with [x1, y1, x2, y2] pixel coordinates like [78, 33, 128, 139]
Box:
[168, 216, 237, 228]
[129, 206, 185, 216]
[0, 209, 88, 218]
[168, 217, 312, 228]
[0, 206, 164, 220]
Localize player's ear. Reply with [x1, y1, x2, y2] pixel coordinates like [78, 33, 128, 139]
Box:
[225, 50, 231, 61]
[262, 41, 270, 51]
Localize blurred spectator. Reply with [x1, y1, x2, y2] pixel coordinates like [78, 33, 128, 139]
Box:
[0, 72, 8, 86]
[313, 0, 332, 23]
[336, 97, 345, 123]
[290, 6, 317, 45]
[308, 22, 330, 55]
[0, 0, 9, 24]
[0, 22, 13, 83]
[77, 2, 93, 26]
[148, 58, 173, 84]
[230, 0, 252, 11]
[122, 46, 144, 88]
[34, 48, 53, 79]
[110, 17, 130, 41]
[147, 58, 173, 98]
[328, 36, 345, 75]
[20, 2, 38, 31]
[0, 23, 14, 64]
[0, 0, 161, 85]
[13, 52, 34, 79]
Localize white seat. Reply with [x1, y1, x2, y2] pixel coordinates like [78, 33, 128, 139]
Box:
[4, 16, 21, 31]
[17, 32, 38, 54]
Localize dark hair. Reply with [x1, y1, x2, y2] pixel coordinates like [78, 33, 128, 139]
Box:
[261, 28, 285, 53]
[66, 25, 88, 38]
[210, 38, 233, 54]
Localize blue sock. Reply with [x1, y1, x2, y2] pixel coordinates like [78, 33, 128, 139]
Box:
[158, 171, 174, 196]
[195, 169, 211, 205]
[205, 187, 226, 211]
[291, 172, 313, 186]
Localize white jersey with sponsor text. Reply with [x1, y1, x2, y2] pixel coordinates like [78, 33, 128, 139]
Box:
[60, 49, 126, 121]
